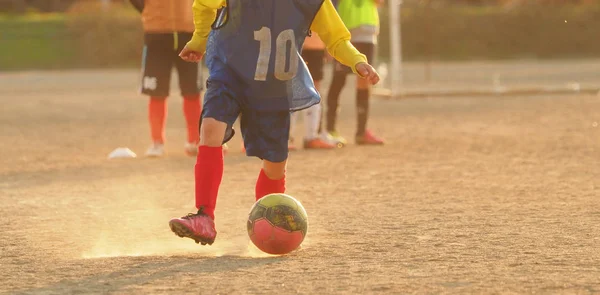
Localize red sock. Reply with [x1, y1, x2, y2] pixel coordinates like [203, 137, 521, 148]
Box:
[195, 145, 224, 220]
[183, 94, 201, 144]
[148, 97, 167, 143]
[255, 169, 286, 201]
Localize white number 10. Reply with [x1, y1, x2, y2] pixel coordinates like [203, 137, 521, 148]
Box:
[253, 27, 299, 81]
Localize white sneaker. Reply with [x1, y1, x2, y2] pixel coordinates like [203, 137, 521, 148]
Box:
[145, 143, 165, 157]
[320, 132, 343, 148]
[184, 142, 199, 156]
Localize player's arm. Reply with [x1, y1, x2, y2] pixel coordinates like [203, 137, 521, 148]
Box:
[180, 0, 225, 62]
[310, 0, 379, 84]
[310, 0, 365, 71]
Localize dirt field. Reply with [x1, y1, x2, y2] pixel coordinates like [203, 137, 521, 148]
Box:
[1, 67, 599, 294]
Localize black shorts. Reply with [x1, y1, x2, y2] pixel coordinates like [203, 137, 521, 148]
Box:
[301, 49, 325, 81]
[333, 42, 375, 75]
[140, 32, 203, 97]
[202, 79, 291, 163]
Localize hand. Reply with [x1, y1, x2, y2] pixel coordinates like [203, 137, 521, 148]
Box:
[179, 45, 203, 63]
[356, 63, 380, 85]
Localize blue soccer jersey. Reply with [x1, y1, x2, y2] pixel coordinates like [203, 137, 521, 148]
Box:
[204, 0, 324, 112]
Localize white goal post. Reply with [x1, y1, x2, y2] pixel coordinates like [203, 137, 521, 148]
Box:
[376, 0, 598, 99]
[388, 0, 403, 97]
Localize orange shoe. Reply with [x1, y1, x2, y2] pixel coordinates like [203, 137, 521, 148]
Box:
[303, 138, 336, 149]
[169, 208, 217, 245]
[356, 129, 384, 145]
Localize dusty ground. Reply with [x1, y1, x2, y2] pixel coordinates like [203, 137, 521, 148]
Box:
[1, 66, 599, 294]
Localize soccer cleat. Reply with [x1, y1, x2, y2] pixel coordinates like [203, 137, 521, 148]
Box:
[145, 142, 165, 157]
[303, 138, 336, 149]
[169, 208, 217, 245]
[320, 132, 343, 148]
[326, 131, 347, 147]
[356, 129, 385, 145]
[184, 142, 199, 156]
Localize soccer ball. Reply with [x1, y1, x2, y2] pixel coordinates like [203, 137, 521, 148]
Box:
[247, 193, 308, 255]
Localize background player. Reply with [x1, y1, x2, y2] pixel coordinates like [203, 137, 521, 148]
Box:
[325, 0, 385, 146]
[290, 32, 338, 150]
[130, 0, 204, 157]
[168, 0, 380, 245]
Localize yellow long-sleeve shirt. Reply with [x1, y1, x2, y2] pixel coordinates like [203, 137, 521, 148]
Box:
[186, 0, 367, 73]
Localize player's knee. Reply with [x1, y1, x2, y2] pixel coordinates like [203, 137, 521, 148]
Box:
[262, 160, 287, 180]
[199, 118, 227, 147]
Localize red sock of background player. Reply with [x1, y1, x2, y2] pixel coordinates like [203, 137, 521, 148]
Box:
[183, 94, 201, 144]
[255, 169, 286, 201]
[195, 145, 224, 220]
[149, 97, 167, 143]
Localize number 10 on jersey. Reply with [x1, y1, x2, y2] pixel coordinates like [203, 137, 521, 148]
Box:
[254, 27, 299, 81]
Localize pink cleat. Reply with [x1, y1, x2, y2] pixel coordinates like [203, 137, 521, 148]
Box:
[169, 208, 217, 245]
[356, 129, 385, 145]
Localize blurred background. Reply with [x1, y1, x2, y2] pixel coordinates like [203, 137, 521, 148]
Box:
[0, 0, 599, 95]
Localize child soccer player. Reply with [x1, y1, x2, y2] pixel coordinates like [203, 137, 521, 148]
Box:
[169, 0, 380, 245]
[244, 33, 336, 152]
[325, 0, 385, 146]
[130, 0, 204, 157]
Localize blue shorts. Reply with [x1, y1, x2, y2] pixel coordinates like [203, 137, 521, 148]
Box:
[201, 79, 290, 163]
